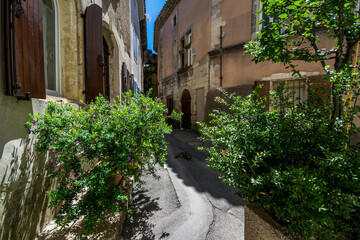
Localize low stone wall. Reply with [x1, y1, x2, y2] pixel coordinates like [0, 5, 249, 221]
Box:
[245, 205, 291, 240]
[36, 178, 135, 240]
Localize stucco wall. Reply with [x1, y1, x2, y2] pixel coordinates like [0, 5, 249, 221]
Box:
[221, 49, 325, 88]
[0, 13, 59, 235]
[130, 0, 144, 89]
[218, 0, 252, 47]
[212, 0, 329, 89]
[158, 0, 211, 80]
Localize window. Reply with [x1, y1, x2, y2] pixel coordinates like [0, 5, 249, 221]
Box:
[179, 30, 192, 69]
[272, 80, 307, 106]
[259, 3, 276, 30]
[42, 0, 61, 96]
[172, 13, 177, 30]
[252, 1, 284, 39]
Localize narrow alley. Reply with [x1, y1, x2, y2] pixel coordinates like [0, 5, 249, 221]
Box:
[121, 129, 245, 240]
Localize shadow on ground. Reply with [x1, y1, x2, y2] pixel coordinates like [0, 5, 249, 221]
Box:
[166, 129, 246, 207]
[121, 189, 161, 240]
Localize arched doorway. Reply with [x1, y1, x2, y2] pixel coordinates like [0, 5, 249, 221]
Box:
[181, 89, 192, 129]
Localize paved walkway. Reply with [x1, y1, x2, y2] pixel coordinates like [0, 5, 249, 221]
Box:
[121, 129, 245, 240]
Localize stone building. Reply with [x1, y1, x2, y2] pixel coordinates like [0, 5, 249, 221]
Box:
[0, 0, 146, 239]
[154, 0, 330, 129]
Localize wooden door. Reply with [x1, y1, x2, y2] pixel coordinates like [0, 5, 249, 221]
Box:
[181, 89, 192, 129]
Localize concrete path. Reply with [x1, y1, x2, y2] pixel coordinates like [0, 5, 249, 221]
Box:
[121, 129, 245, 240]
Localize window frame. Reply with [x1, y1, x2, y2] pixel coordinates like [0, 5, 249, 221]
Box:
[171, 13, 177, 30]
[43, 0, 62, 97]
[252, 1, 285, 39]
[179, 30, 193, 70]
[270, 78, 308, 108]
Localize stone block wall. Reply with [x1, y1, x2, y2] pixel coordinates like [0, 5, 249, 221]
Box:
[160, 56, 210, 128]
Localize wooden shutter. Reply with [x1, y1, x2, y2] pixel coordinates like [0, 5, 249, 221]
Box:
[5, 0, 45, 99]
[122, 62, 127, 93]
[84, 4, 104, 103]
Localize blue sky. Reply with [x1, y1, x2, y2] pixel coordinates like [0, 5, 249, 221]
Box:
[146, 0, 167, 53]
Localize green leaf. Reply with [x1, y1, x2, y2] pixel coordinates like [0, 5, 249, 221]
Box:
[278, 13, 288, 19]
[294, 0, 302, 6]
[287, 5, 297, 10]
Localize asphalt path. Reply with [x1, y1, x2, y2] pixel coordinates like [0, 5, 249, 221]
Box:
[121, 129, 245, 240]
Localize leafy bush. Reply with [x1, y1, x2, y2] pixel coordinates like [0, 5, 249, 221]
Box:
[27, 93, 179, 237]
[198, 82, 360, 239]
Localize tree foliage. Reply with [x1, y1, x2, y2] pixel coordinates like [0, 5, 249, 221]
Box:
[245, 0, 360, 118]
[246, 0, 360, 72]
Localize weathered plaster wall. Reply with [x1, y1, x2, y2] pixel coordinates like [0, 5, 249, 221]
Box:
[59, 0, 85, 102]
[156, 0, 332, 126]
[0, 0, 145, 238]
[221, 49, 325, 88]
[157, 0, 212, 127]
[160, 56, 210, 127]
[219, 0, 252, 47]
[0, 7, 59, 236]
[158, 0, 211, 79]
[210, 0, 328, 89]
[130, 0, 144, 90]
[77, 0, 143, 98]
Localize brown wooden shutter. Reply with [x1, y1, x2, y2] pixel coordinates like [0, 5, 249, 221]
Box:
[5, 0, 45, 99]
[84, 4, 104, 103]
[122, 62, 127, 93]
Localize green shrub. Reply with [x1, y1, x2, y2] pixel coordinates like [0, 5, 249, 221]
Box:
[26, 92, 180, 237]
[198, 83, 360, 239]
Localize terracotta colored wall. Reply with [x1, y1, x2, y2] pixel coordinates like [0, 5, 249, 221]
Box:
[218, 0, 252, 47]
[158, 0, 211, 79]
[216, 0, 333, 89]
[221, 49, 327, 88]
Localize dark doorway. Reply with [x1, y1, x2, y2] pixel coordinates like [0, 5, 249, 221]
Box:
[103, 37, 110, 100]
[181, 90, 192, 129]
[167, 96, 174, 126]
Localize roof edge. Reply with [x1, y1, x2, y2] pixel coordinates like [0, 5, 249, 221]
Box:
[153, 0, 179, 52]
